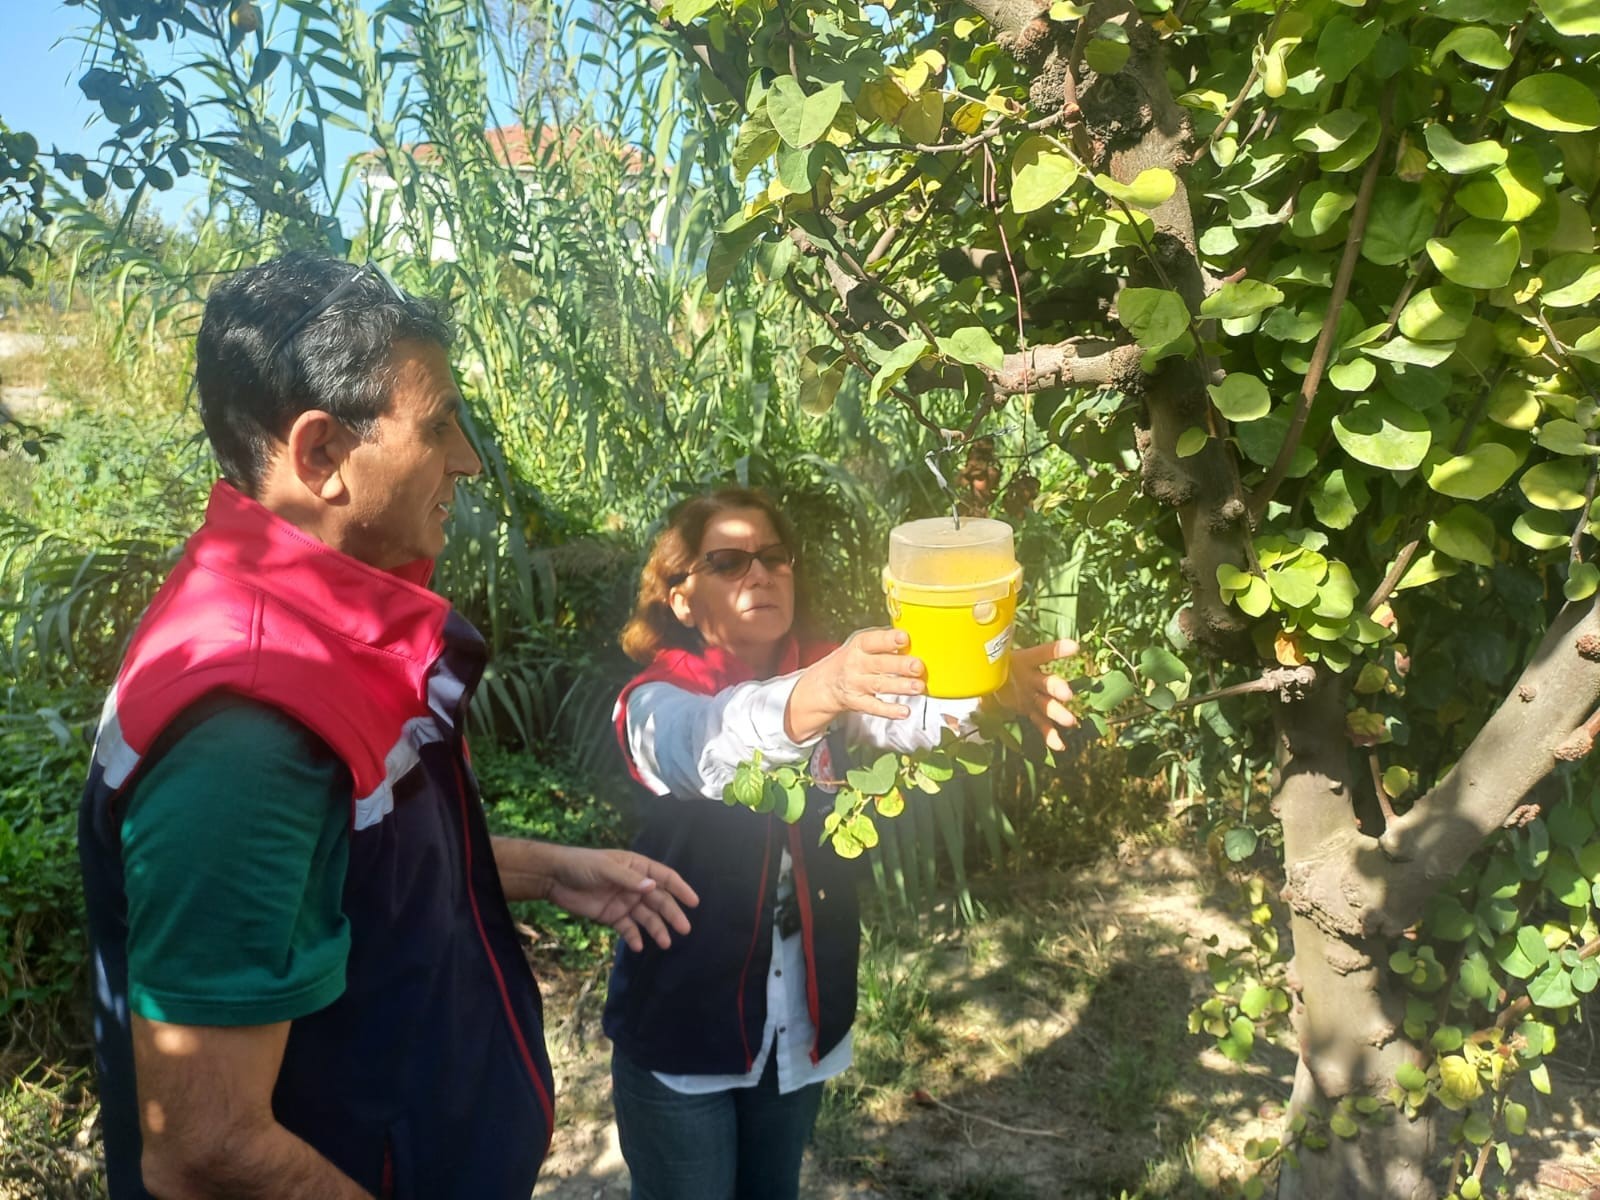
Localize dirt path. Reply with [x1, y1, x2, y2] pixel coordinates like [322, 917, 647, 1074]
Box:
[0, 329, 70, 423]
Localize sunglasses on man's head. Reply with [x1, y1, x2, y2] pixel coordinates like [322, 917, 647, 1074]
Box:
[266, 260, 408, 362]
[670, 543, 795, 586]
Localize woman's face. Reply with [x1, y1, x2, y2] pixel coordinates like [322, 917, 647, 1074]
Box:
[669, 507, 796, 668]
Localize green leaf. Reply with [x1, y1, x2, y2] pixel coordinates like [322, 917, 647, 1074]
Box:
[1457, 147, 1546, 222]
[1310, 469, 1369, 529]
[897, 91, 944, 144]
[868, 338, 930, 404]
[1514, 509, 1571, 549]
[1317, 16, 1383, 81]
[1085, 21, 1131, 73]
[1218, 1014, 1255, 1063]
[1293, 109, 1368, 154]
[1541, 254, 1600, 308]
[1201, 280, 1285, 320]
[1566, 561, 1600, 601]
[1396, 550, 1458, 590]
[767, 78, 846, 148]
[1084, 669, 1136, 712]
[1424, 443, 1519, 500]
[706, 212, 774, 293]
[1328, 358, 1377, 392]
[1333, 396, 1433, 470]
[1504, 1099, 1529, 1136]
[1222, 825, 1260, 864]
[798, 346, 845, 416]
[1439, 1055, 1483, 1104]
[1426, 220, 1521, 290]
[1397, 285, 1476, 342]
[731, 109, 780, 182]
[1117, 287, 1190, 349]
[1364, 181, 1436, 265]
[1429, 505, 1497, 565]
[1528, 962, 1579, 1008]
[1520, 459, 1591, 510]
[1093, 167, 1176, 208]
[1209, 373, 1271, 421]
[1177, 427, 1208, 457]
[1423, 124, 1507, 175]
[775, 141, 823, 192]
[1139, 646, 1190, 684]
[1504, 74, 1600, 133]
[1011, 134, 1079, 214]
[1289, 180, 1357, 238]
[1537, 418, 1599, 456]
[1432, 25, 1514, 68]
[1240, 984, 1271, 1018]
[936, 326, 1005, 370]
[1536, 0, 1600, 34]
[1329, 1111, 1359, 1139]
[848, 750, 899, 795]
[1395, 1063, 1429, 1091]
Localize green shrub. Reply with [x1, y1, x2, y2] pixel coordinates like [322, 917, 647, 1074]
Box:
[0, 688, 96, 1059]
[475, 747, 630, 967]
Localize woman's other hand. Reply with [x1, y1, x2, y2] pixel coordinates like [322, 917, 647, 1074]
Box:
[992, 637, 1080, 751]
[784, 628, 926, 742]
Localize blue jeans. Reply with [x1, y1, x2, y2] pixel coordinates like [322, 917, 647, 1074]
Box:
[611, 1048, 825, 1200]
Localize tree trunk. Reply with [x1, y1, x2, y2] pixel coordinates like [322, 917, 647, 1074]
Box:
[1274, 681, 1439, 1199]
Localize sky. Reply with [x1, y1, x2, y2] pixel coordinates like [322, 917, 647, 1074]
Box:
[0, 1, 376, 230]
[1, 2, 217, 225]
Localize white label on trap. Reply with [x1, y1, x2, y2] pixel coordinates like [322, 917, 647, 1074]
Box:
[985, 624, 1013, 663]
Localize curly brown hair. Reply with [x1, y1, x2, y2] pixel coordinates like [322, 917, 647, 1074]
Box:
[619, 488, 802, 664]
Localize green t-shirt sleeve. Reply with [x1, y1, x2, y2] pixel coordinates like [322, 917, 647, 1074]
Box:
[121, 695, 353, 1027]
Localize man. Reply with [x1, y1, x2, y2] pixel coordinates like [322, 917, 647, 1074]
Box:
[78, 254, 698, 1199]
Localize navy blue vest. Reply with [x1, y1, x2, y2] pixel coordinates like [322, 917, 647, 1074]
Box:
[79, 499, 555, 1200]
[604, 728, 862, 1075]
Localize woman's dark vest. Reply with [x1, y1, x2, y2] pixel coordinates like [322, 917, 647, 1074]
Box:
[604, 642, 862, 1075]
[77, 482, 555, 1199]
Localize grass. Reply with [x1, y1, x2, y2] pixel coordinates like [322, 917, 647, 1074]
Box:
[808, 845, 1288, 1200]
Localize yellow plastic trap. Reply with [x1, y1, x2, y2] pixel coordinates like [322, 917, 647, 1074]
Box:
[882, 517, 1021, 699]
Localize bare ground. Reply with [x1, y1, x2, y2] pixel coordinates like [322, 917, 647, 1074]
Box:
[531, 846, 1289, 1200]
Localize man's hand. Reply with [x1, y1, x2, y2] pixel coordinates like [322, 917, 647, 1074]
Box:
[785, 628, 927, 742]
[132, 1016, 373, 1199]
[491, 840, 699, 952]
[991, 637, 1080, 752]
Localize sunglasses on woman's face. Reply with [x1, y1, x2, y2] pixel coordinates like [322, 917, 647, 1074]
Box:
[671, 542, 795, 586]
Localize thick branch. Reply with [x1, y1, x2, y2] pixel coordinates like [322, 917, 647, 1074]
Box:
[984, 338, 1137, 396]
[1282, 599, 1600, 939]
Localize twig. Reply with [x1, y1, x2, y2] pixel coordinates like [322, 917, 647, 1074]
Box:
[1368, 750, 1398, 828]
[1486, 934, 1600, 1033]
[1363, 539, 1421, 616]
[1251, 88, 1394, 518]
[910, 1088, 1073, 1139]
[852, 107, 1069, 156]
[785, 275, 946, 438]
[1104, 665, 1316, 726]
[838, 167, 921, 223]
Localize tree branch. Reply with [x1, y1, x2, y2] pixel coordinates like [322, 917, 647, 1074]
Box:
[1250, 90, 1394, 519]
[983, 338, 1137, 396]
[1282, 598, 1600, 939]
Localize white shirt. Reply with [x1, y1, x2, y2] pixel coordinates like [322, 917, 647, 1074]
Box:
[623, 672, 979, 1095]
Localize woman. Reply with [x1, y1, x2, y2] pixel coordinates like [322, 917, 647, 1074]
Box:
[604, 487, 1076, 1200]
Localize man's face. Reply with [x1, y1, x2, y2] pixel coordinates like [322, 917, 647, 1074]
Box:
[336, 339, 482, 570]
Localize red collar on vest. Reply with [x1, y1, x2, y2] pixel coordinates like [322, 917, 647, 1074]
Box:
[612, 637, 834, 785]
[190, 480, 451, 664]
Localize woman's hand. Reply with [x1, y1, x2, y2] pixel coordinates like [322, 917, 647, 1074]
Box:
[991, 637, 1080, 752]
[784, 627, 927, 743]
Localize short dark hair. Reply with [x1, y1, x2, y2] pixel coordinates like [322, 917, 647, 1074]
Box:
[194, 252, 454, 492]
